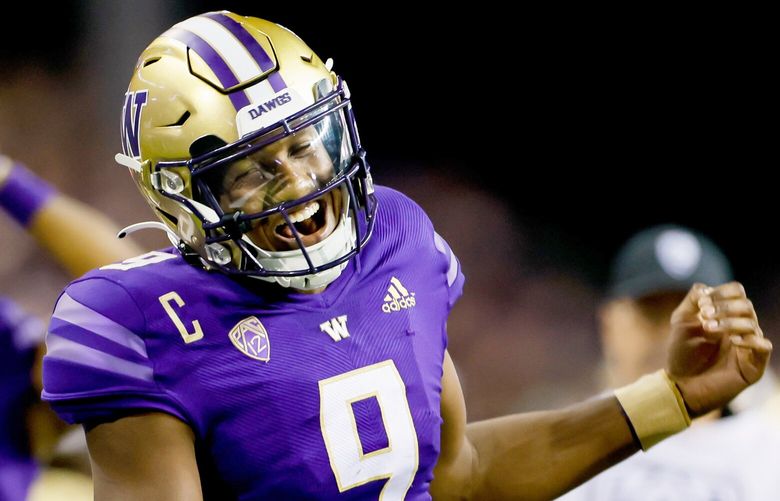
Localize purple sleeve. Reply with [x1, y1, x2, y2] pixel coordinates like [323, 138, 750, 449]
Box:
[41, 278, 188, 426]
[0, 296, 44, 364]
[1, 297, 44, 465]
[432, 231, 465, 309]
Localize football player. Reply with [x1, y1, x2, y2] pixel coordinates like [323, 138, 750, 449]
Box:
[41, 12, 771, 500]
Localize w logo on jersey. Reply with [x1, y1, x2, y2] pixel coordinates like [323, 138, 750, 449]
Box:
[382, 277, 416, 313]
[319, 315, 350, 342]
[229, 316, 270, 362]
[121, 90, 148, 159]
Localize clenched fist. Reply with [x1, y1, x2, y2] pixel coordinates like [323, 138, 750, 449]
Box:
[667, 282, 772, 417]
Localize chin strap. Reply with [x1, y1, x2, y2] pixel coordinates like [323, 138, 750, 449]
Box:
[117, 221, 181, 247]
[115, 153, 143, 172]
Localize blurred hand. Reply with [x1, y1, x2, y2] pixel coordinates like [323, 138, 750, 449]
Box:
[667, 282, 772, 417]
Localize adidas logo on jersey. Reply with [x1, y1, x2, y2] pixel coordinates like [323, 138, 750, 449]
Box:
[382, 277, 416, 313]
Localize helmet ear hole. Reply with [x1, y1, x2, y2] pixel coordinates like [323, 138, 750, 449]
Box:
[155, 207, 178, 225]
[190, 135, 227, 158]
[190, 135, 229, 203]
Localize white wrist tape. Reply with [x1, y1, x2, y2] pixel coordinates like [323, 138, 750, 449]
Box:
[614, 370, 691, 450]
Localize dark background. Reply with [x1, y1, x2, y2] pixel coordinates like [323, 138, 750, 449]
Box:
[2, 2, 774, 290]
[1, 1, 775, 417]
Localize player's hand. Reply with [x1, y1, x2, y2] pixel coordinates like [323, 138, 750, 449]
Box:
[666, 282, 772, 417]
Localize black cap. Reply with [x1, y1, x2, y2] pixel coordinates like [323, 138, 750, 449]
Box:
[608, 224, 733, 299]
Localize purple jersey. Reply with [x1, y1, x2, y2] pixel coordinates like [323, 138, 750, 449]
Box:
[42, 187, 464, 500]
[1, 297, 44, 501]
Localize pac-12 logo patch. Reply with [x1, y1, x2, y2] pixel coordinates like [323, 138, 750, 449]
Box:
[229, 316, 270, 362]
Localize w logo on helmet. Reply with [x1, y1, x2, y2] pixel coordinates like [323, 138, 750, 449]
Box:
[121, 90, 148, 159]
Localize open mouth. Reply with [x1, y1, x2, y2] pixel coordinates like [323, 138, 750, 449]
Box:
[275, 201, 325, 239]
[252, 191, 337, 251]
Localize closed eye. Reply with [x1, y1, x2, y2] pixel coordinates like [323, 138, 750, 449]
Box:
[289, 142, 313, 157]
[232, 167, 269, 189]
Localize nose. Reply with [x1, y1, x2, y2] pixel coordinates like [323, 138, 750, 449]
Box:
[265, 158, 317, 202]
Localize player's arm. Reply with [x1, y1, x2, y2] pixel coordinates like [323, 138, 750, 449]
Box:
[45, 278, 200, 500]
[431, 351, 637, 500]
[431, 282, 772, 500]
[0, 156, 143, 277]
[86, 412, 202, 501]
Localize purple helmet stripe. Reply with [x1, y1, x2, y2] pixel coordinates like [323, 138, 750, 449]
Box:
[164, 27, 251, 111]
[202, 12, 288, 93]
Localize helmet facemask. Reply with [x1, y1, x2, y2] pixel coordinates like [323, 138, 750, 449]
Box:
[152, 79, 376, 289]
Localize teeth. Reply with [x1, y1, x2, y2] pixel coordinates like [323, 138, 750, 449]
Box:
[279, 202, 319, 227]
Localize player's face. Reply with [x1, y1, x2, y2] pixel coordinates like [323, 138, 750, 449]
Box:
[215, 124, 342, 252]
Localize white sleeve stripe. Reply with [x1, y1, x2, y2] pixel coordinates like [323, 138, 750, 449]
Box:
[52, 293, 148, 358]
[434, 232, 459, 287]
[446, 247, 459, 287]
[46, 334, 154, 382]
[433, 232, 447, 254]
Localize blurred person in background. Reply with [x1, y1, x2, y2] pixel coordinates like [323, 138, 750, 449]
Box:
[558, 224, 780, 501]
[0, 155, 143, 501]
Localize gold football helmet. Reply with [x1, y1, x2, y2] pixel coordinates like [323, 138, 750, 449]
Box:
[117, 11, 376, 289]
